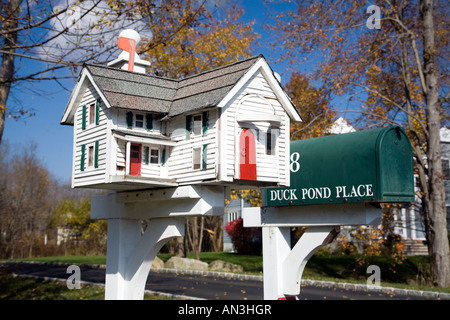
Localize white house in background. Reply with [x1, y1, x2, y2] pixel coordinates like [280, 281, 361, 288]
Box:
[61, 32, 301, 191]
[326, 117, 356, 134]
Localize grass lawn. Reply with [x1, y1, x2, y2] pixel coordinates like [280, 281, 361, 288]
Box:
[0, 275, 180, 300]
[8, 252, 450, 294]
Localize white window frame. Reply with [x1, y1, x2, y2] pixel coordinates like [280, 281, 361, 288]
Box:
[150, 148, 159, 165]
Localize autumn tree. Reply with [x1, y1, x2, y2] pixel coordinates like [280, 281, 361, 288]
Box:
[1, 1, 110, 142]
[138, 2, 259, 78]
[51, 198, 107, 255]
[270, 0, 449, 286]
[0, 142, 53, 258]
[285, 72, 335, 140]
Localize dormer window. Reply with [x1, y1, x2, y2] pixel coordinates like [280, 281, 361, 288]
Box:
[186, 112, 208, 139]
[126, 111, 153, 130]
[193, 115, 202, 136]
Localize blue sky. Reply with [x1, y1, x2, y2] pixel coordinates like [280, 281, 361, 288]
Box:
[1, 1, 302, 183]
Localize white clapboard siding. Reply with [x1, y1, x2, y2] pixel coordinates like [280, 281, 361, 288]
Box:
[238, 95, 275, 115]
[168, 115, 188, 141]
[73, 83, 108, 187]
[116, 139, 126, 168]
[167, 109, 218, 184]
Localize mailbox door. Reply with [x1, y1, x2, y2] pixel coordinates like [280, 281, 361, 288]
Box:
[130, 143, 141, 176]
[377, 127, 414, 202]
[239, 128, 257, 180]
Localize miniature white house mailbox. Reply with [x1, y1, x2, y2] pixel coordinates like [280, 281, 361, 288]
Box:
[61, 35, 301, 191]
[61, 29, 301, 300]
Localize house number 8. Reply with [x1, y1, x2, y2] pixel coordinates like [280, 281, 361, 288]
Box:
[290, 152, 300, 173]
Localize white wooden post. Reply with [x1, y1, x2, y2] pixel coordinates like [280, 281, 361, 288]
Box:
[105, 219, 140, 300]
[262, 226, 291, 300]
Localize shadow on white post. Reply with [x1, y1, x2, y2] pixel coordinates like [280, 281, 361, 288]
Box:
[262, 226, 339, 300]
[105, 217, 184, 300]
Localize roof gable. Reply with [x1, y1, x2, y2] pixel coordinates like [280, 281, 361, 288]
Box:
[61, 55, 301, 124]
[217, 58, 301, 122]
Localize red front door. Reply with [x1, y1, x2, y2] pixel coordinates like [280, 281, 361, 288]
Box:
[129, 143, 141, 176]
[239, 128, 257, 181]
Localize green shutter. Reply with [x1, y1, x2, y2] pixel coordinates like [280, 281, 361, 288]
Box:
[82, 105, 86, 130]
[161, 148, 166, 166]
[186, 115, 192, 139]
[146, 114, 153, 131]
[202, 144, 207, 170]
[144, 146, 149, 165]
[80, 144, 85, 171]
[202, 111, 208, 135]
[95, 99, 100, 125]
[94, 141, 99, 168]
[126, 111, 133, 129]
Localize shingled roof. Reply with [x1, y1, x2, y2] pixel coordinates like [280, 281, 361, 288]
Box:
[83, 55, 263, 118]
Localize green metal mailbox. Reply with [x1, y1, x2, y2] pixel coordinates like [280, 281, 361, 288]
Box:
[263, 126, 415, 207]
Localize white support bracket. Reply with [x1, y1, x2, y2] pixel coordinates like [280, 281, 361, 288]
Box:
[243, 203, 381, 300]
[105, 217, 184, 300]
[260, 225, 339, 300]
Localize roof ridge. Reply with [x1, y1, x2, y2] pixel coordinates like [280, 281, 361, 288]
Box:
[84, 63, 179, 83]
[84, 54, 264, 85]
[177, 54, 264, 84]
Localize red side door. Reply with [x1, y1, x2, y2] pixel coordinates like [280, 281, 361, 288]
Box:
[129, 143, 141, 176]
[239, 128, 257, 181]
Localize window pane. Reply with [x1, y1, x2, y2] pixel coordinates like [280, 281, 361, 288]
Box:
[150, 149, 159, 164]
[135, 114, 144, 128]
[266, 128, 276, 155]
[193, 115, 202, 136]
[88, 146, 94, 167]
[89, 104, 95, 124]
[193, 147, 201, 169]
